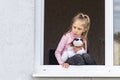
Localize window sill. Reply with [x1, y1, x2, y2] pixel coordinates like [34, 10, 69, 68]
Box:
[32, 65, 120, 77]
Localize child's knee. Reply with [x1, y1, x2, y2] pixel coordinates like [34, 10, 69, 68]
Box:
[82, 53, 96, 65]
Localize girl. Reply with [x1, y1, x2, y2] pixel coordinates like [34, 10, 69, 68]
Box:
[55, 12, 95, 68]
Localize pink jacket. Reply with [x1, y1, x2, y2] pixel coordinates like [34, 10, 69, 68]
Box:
[55, 32, 87, 64]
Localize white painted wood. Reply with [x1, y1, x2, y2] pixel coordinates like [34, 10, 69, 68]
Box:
[35, 0, 44, 66]
[105, 0, 113, 66]
[34, 0, 119, 77]
[34, 77, 91, 80]
[33, 65, 120, 77]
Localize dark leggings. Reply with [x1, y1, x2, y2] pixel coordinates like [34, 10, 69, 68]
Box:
[65, 53, 96, 65]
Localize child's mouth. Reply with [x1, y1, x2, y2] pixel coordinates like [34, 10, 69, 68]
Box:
[74, 34, 78, 36]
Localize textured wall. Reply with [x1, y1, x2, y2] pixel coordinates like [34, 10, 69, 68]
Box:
[114, 41, 120, 65]
[0, 0, 34, 80]
[0, 0, 120, 80]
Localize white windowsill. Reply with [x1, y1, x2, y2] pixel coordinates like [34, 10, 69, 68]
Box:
[32, 65, 120, 77]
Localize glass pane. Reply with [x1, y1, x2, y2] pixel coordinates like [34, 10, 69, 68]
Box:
[114, 0, 120, 65]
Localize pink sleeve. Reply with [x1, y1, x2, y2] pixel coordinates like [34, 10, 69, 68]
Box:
[55, 34, 68, 64]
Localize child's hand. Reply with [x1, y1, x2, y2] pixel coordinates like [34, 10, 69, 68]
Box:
[61, 63, 69, 68]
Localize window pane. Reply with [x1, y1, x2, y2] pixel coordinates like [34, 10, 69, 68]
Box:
[114, 0, 120, 65]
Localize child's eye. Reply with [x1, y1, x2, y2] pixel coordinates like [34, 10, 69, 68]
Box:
[78, 28, 82, 30]
[73, 26, 76, 29]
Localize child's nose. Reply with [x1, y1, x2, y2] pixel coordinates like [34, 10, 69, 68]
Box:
[74, 29, 77, 32]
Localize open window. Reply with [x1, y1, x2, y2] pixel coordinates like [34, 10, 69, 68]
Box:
[33, 0, 120, 77]
[44, 0, 105, 65]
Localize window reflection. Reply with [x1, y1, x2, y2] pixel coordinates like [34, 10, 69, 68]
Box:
[114, 0, 120, 65]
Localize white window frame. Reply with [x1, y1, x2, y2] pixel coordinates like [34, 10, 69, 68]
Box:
[33, 0, 120, 77]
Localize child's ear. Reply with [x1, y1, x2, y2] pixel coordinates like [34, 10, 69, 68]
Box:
[82, 31, 86, 35]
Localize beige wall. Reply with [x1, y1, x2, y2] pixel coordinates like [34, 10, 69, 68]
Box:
[114, 41, 120, 65]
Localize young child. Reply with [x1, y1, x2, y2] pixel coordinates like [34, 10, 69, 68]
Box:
[55, 12, 95, 68]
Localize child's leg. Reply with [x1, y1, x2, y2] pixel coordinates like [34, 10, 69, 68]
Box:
[65, 57, 76, 65]
[75, 54, 86, 65]
[65, 54, 85, 65]
[82, 53, 96, 65]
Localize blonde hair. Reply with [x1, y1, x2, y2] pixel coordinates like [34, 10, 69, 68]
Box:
[67, 12, 91, 39]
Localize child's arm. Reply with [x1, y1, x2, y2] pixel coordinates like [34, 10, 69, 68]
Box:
[61, 51, 68, 62]
[55, 34, 68, 64]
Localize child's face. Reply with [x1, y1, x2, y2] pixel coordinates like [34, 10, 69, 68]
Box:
[72, 19, 85, 37]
